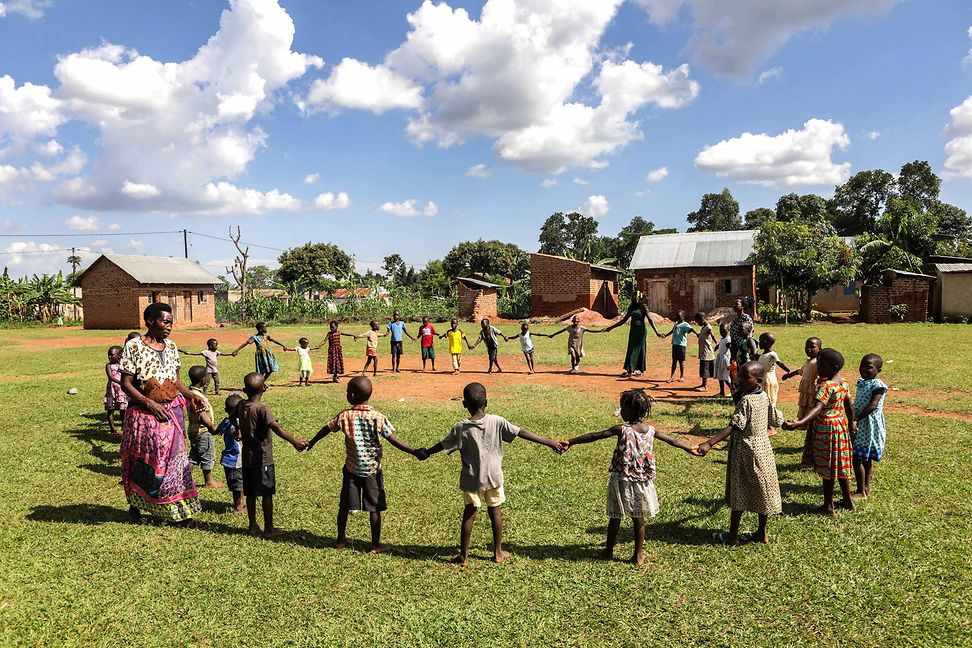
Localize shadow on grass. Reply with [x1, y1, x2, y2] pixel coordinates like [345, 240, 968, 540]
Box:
[78, 463, 121, 478]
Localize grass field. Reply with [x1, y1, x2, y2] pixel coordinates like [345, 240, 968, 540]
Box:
[0, 322, 970, 646]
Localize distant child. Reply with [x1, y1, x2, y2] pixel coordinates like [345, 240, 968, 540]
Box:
[697, 361, 783, 545]
[104, 345, 127, 436]
[238, 372, 309, 538]
[125, 331, 141, 343]
[783, 349, 855, 517]
[782, 336, 822, 455]
[507, 322, 537, 374]
[660, 311, 697, 383]
[416, 382, 564, 566]
[307, 376, 418, 553]
[359, 320, 388, 376]
[286, 337, 321, 386]
[694, 313, 717, 392]
[387, 311, 415, 373]
[852, 353, 888, 499]
[439, 318, 468, 374]
[232, 322, 286, 380]
[713, 323, 732, 397]
[564, 389, 700, 564]
[321, 321, 355, 383]
[186, 366, 221, 489]
[182, 338, 232, 394]
[418, 316, 438, 372]
[218, 394, 245, 514]
[469, 317, 508, 374]
[547, 314, 604, 374]
[756, 333, 791, 409]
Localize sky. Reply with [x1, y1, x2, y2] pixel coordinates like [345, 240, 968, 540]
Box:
[1, 0, 972, 279]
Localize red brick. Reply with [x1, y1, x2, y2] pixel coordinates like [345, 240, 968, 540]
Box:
[530, 253, 620, 318]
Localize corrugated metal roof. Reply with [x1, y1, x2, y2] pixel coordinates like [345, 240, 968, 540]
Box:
[456, 276, 501, 289]
[629, 230, 756, 270]
[934, 263, 972, 273]
[76, 254, 218, 285]
[881, 268, 936, 280]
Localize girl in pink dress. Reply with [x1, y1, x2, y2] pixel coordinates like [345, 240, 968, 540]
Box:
[104, 345, 127, 436]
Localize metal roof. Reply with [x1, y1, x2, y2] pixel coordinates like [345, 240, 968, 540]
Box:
[881, 268, 936, 280]
[76, 254, 219, 286]
[456, 276, 501, 289]
[934, 263, 972, 273]
[629, 230, 756, 270]
[531, 253, 620, 274]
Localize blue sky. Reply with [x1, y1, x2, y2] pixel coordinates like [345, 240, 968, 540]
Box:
[1, 0, 971, 278]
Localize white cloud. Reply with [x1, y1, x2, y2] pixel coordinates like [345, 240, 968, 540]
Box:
[635, 189, 651, 197]
[0, 1, 51, 20]
[944, 96, 972, 178]
[540, 177, 557, 188]
[646, 166, 669, 182]
[65, 215, 121, 231]
[378, 198, 438, 218]
[195, 181, 302, 216]
[0, 74, 64, 152]
[572, 177, 589, 185]
[965, 26, 972, 67]
[314, 191, 350, 210]
[128, 239, 145, 250]
[304, 172, 319, 184]
[37, 139, 62, 156]
[120, 180, 160, 199]
[466, 163, 490, 178]
[694, 118, 851, 186]
[866, 130, 881, 140]
[0, 151, 82, 195]
[582, 194, 610, 218]
[757, 66, 783, 84]
[304, 57, 423, 115]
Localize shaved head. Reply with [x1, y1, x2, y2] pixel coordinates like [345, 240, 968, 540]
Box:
[243, 372, 265, 396]
[347, 376, 373, 405]
[462, 382, 487, 411]
[740, 361, 764, 380]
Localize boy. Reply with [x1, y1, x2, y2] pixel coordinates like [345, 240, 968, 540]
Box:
[469, 317, 508, 374]
[418, 316, 437, 372]
[416, 382, 565, 566]
[186, 366, 221, 488]
[183, 338, 233, 394]
[307, 376, 418, 553]
[387, 311, 415, 373]
[440, 318, 468, 374]
[238, 372, 308, 538]
[218, 394, 245, 514]
[660, 311, 697, 383]
[359, 320, 388, 376]
[694, 313, 717, 392]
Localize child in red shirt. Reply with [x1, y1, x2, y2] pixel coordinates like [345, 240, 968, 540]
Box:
[418, 316, 437, 372]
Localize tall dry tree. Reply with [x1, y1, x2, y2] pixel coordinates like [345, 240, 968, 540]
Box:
[226, 226, 250, 322]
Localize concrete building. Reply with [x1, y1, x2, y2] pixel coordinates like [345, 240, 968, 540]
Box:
[74, 254, 218, 330]
[530, 253, 620, 319]
[930, 256, 972, 321]
[860, 269, 935, 323]
[456, 277, 500, 320]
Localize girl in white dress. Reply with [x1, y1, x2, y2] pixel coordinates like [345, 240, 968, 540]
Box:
[714, 323, 732, 397]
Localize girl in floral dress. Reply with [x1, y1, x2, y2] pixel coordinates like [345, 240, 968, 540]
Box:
[104, 345, 127, 436]
[782, 336, 821, 463]
[852, 353, 888, 499]
[320, 321, 356, 383]
[231, 322, 285, 380]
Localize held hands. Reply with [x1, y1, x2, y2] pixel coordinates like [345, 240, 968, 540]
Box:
[292, 438, 310, 452]
[781, 420, 798, 431]
[548, 440, 568, 455]
[414, 448, 430, 461]
[694, 443, 710, 456]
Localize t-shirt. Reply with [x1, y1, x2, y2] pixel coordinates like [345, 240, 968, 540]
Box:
[419, 324, 437, 347]
[758, 351, 780, 374]
[364, 330, 379, 350]
[201, 350, 219, 374]
[387, 320, 407, 342]
[478, 326, 503, 349]
[120, 337, 181, 384]
[325, 405, 396, 477]
[446, 329, 465, 354]
[671, 321, 694, 347]
[218, 417, 241, 469]
[698, 324, 716, 361]
[186, 386, 214, 438]
[439, 414, 521, 492]
[238, 400, 278, 468]
[519, 331, 534, 353]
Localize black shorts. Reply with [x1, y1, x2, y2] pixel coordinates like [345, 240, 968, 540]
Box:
[699, 359, 715, 378]
[672, 346, 687, 362]
[224, 467, 244, 493]
[390, 341, 404, 357]
[340, 466, 387, 512]
[242, 464, 276, 498]
[486, 345, 498, 361]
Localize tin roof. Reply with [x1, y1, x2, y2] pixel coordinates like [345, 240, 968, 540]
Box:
[629, 230, 756, 270]
[75, 254, 219, 286]
[881, 268, 936, 280]
[456, 276, 501, 289]
[530, 253, 620, 274]
[934, 262, 972, 274]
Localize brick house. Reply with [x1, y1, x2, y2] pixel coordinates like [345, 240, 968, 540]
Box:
[456, 277, 500, 320]
[530, 253, 621, 319]
[929, 255, 972, 321]
[860, 269, 935, 323]
[74, 254, 218, 330]
[629, 231, 757, 319]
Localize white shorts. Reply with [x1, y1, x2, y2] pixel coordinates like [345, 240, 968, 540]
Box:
[463, 486, 506, 508]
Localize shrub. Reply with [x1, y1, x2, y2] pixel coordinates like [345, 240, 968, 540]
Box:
[889, 303, 908, 322]
[757, 300, 807, 324]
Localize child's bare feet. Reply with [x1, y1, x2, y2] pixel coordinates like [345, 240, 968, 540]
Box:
[747, 532, 769, 544]
[630, 552, 645, 566]
[839, 499, 856, 511]
[851, 490, 868, 500]
[203, 480, 223, 489]
[596, 549, 614, 560]
[247, 525, 263, 536]
[813, 505, 836, 518]
[335, 538, 348, 549]
[232, 507, 246, 515]
[370, 544, 391, 555]
[263, 527, 288, 539]
[493, 550, 511, 563]
[450, 555, 469, 567]
[714, 532, 740, 546]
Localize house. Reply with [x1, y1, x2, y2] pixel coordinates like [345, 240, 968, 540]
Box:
[929, 255, 972, 321]
[330, 287, 390, 306]
[860, 269, 935, 323]
[456, 277, 500, 319]
[629, 231, 757, 318]
[530, 253, 621, 319]
[74, 254, 218, 329]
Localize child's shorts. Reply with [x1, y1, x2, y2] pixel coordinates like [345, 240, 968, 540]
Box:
[390, 341, 404, 357]
[486, 346, 498, 362]
[699, 359, 715, 378]
[366, 348, 377, 358]
[224, 467, 244, 492]
[209, 372, 220, 393]
[242, 464, 276, 497]
[421, 346, 436, 360]
[606, 476, 659, 519]
[463, 486, 506, 508]
[188, 433, 215, 471]
[340, 466, 387, 512]
[671, 345, 687, 362]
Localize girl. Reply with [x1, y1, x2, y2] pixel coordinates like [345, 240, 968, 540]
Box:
[756, 332, 791, 408]
[782, 337, 822, 461]
[104, 345, 127, 436]
[546, 315, 605, 375]
[783, 348, 855, 517]
[358, 320, 387, 376]
[564, 389, 701, 565]
[714, 323, 732, 397]
[232, 322, 286, 380]
[697, 361, 783, 545]
[852, 353, 888, 499]
[320, 321, 356, 383]
[286, 337, 321, 386]
[507, 322, 537, 374]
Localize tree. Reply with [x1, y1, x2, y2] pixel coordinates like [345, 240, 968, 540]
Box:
[856, 196, 939, 284]
[442, 240, 529, 283]
[743, 207, 775, 229]
[416, 259, 450, 297]
[245, 265, 276, 289]
[898, 160, 940, 211]
[775, 193, 830, 226]
[686, 188, 742, 232]
[604, 216, 675, 269]
[828, 170, 896, 235]
[382, 254, 408, 285]
[930, 200, 972, 254]
[225, 226, 250, 321]
[276, 242, 354, 290]
[538, 212, 569, 256]
[538, 211, 606, 262]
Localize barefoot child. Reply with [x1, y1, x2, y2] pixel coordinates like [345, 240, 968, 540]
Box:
[320, 321, 356, 383]
[218, 394, 245, 514]
[852, 353, 888, 499]
[782, 349, 855, 517]
[697, 361, 783, 545]
[469, 318, 508, 374]
[232, 322, 286, 380]
[782, 337, 822, 458]
[547, 314, 604, 374]
[387, 311, 415, 373]
[359, 321, 388, 376]
[756, 333, 791, 409]
[104, 345, 127, 436]
[287, 337, 321, 386]
[418, 316, 438, 371]
[182, 338, 231, 394]
[694, 313, 717, 392]
[415, 382, 564, 566]
[660, 311, 697, 383]
[714, 323, 732, 397]
[507, 322, 537, 374]
[238, 372, 309, 537]
[186, 366, 221, 488]
[563, 389, 700, 564]
[439, 318, 468, 374]
[306, 376, 418, 553]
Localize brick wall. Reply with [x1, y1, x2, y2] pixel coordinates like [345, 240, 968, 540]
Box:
[531, 254, 621, 318]
[137, 285, 216, 328]
[78, 258, 142, 330]
[635, 266, 755, 319]
[457, 284, 498, 319]
[861, 276, 932, 323]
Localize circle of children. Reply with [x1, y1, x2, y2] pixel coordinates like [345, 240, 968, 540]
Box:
[104, 302, 888, 565]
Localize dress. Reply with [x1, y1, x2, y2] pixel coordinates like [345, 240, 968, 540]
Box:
[567, 325, 586, 360]
[252, 334, 279, 374]
[714, 337, 731, 382]
[729, 314, 755, 366]
[758, 352, 781, 405]
[623, 303, 649, 373]
[606, 424, 660, 519]
[797, 358, 819, 463]
[104, 362, 128, 411]
[296, 347, 314, 374]
[853, 378, 888, 461]
[326, 331, 345, 375]
[808, 379, 853, 479]
[726, 390, 783, 514]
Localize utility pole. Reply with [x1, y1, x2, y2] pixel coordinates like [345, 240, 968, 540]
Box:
[70, 247, 79, 321]
[183, 229, 189, 258]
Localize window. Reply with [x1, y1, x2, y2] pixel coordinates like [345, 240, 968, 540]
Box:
[843, 281, 856, 296]
[723, 279, 734, 294]
[198, 291, 208, 303]
[151, 291, 162, 303]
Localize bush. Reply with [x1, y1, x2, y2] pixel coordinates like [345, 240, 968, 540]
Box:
[889, 303, 908, 322]
[217, 289, 458, 325]
[497, 280, 531, 320]
[757, 300, 807, 324]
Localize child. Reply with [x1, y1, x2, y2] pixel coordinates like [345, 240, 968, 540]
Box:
[563, 389, 700, 564]
[320, 321, 355, 383]
[218, 394, 245, 514]
[714, 323, 732, 397]
[286, 337, 321, 386]
[186, 366, 221, 489]
[415, 382, 564, 566]
[660, 311, 697, 383]
[546, 314, 604, 374]
[238, 372, 309, 537]
[697, 361, 783, 545]
[182, 338, 232, 394]
[782, 349, 855, 517]
[782, 337, 822, 459]
[439, 318, 468, 374]
[507, 322, 537, 374]
[359, 320, 387, 376]
[852, 353, 888, 499]
[306, 376, 418, 553]
[125, 331, 141, 343]
[232, 322, 286, 380]
[418, 316, 438, 372]
[756, 333, 791, 408]
[694, 313, 717, 392]
[469, 318, 508, 374]
[104, 345, 127, 436]
[387, 311, 415, 373]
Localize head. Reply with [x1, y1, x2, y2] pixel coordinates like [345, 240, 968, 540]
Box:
[143, 302, 173, 340]
[735, 361, 765, 394]
[694, 312, 706, 326]
[346, 376, 373, 406]
[422, 316, 430, 326]
[392, 310, 401, 322]
[450, 318, 458, 330]
[805, 337, 822, 359]
[243, 372, 266, 397]
[571, 314, 580, 326]
[733, 297, 746, 315]
[741, 321, 753, 336]
[480, 317, 490, 329]
[719, 322, 729, 337]
[126, 331, 141, 342]
[207, 338, 218, 351]
[676, 310, 685, 323]
[816, 348, 845, 380]
[859, 353, 883, 380]
[299, 337, 309, 348]
[758, 332, 775, 352]
[255, 321, 267, 335]
[462, 382, 488, 415]
[619, 388, 652, 424]
[224, 393, 243, 417]
[329, 320, 338, 333]
[188, 365, 209, 387]
[520, 321, 529, 333]
[107, 345, 122, 363]
[370, 320, 379, 331]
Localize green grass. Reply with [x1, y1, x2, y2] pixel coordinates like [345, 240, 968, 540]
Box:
[0, 323, 969, 646]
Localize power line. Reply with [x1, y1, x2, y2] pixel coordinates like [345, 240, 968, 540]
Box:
[187, 230, 287, 253]
[0, 230, 182, 237]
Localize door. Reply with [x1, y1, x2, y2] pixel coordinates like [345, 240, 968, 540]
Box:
[594, 281, 619, 318]
[646, 280, 668, 317]
[695, 280, 716, 314]
[183, 291, 193, 323]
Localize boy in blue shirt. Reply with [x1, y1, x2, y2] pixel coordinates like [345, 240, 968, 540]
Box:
[218, 394, 245, 514]
[660, 310, 698, 383]
[387, 310, 415, 373]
